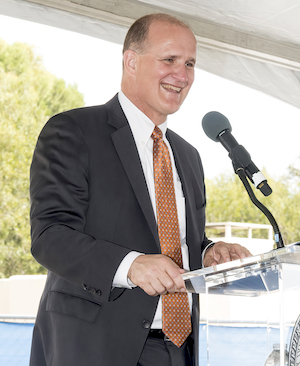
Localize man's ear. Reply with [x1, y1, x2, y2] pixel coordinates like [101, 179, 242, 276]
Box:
[123, 49, 137, 76]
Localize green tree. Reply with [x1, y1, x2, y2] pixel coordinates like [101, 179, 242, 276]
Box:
[205, 170, 300, 246]
[0, 39, 84, 278]
[288, 157, 300, 186]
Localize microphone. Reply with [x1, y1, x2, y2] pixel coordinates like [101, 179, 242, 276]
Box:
[202, 111, 272, 196]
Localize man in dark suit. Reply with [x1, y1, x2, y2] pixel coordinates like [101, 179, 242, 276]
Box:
[29, 13, 250, 366]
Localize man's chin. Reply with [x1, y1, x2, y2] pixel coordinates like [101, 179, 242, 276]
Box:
[165, 104, 183, 116]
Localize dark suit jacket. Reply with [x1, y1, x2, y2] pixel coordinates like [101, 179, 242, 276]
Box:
[29, 94, 210, 366]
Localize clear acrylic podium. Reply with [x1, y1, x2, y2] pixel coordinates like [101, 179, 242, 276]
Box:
[183, 242, 300, 365]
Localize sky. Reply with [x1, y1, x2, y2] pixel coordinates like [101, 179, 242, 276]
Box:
[0, 13, 300, 183]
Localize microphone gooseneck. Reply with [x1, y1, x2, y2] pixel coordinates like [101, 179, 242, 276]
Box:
[202, 111, 284, 248]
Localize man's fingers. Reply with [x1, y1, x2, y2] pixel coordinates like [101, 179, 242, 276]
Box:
[203, 241, 253, 267]
[142, 279, 167, 297]
[229, 243, 252, 258]
[164, 265, 186, 292]
[128, 254, 186, 296]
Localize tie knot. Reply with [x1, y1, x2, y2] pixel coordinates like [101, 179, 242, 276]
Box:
[151, 126, 163, 141]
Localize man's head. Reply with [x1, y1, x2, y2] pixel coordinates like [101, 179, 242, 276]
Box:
[121, 13, 197, 125]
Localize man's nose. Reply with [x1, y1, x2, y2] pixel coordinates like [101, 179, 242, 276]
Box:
[172, 64, 188, 83]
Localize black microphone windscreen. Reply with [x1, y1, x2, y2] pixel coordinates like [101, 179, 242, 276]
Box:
[202, 111, 232, 142]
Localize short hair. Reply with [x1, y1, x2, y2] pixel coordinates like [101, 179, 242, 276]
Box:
[122, 13, 191, 54]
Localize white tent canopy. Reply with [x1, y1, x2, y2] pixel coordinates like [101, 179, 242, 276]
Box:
[1, 0, 300, 109]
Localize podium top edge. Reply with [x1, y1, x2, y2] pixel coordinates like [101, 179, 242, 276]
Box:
[182, 241, 300, 281]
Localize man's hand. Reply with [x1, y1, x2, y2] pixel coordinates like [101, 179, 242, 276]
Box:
[127, 254, 186, 296]
[203, 241, 252, 268]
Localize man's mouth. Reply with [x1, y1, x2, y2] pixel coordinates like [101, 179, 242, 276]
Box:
[161, 84, 182, 93]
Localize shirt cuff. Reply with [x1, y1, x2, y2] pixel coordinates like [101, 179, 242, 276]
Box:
[113, 251, 144, 289]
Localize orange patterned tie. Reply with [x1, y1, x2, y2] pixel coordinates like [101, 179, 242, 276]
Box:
[151, 126, 192, 348]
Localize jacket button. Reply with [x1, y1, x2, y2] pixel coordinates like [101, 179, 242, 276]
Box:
[82, 284, 91, 292]
[142, 320, 151, 329]
[95, 289, 102, 296]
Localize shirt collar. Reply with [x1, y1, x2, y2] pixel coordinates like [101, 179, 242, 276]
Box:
[118, 91, 168, 146]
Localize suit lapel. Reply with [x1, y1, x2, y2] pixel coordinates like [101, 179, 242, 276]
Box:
[106, 96, 160, 249]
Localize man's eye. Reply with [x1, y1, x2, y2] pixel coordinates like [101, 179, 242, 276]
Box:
[165, 58, 174, 63]
[186, 62, 195, 68]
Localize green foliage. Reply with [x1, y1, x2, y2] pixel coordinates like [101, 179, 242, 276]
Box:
[288, 157, 300, 182]
[205, 171, 300, 246]
[0, 39, 84, 278]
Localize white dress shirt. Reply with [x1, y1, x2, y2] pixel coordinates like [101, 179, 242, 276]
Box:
[113, 91, 192, 329]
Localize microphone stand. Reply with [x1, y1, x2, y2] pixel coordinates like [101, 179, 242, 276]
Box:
[235, 166, 284, 249]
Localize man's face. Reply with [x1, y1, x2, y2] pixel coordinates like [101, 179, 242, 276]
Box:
[131, 21, 197, 125]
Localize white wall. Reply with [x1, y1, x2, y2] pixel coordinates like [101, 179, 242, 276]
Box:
[0, 275, 46, 321]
